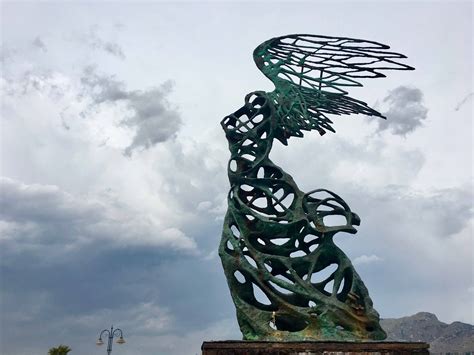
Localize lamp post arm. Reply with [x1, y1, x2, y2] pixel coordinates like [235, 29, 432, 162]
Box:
[112, 328, 124, 338]
[99, 329, 111, 339]
[96, 329, 110, 347]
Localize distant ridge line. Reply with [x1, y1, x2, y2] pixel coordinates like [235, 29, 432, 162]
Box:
[380, 312, 473, 354]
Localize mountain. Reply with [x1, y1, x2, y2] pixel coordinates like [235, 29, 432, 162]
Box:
[381, 312, 474, 354]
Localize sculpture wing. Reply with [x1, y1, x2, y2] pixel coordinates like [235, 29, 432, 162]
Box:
[253, 34, 414, 138]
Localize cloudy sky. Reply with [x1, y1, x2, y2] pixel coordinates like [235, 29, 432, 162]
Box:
[1, 1, 472, 355]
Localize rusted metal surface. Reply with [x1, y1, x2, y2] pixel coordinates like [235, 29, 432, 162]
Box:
[219, 34, 414, 341]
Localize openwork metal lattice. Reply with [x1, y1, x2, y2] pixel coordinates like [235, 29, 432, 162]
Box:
[219, 34, 413, 341]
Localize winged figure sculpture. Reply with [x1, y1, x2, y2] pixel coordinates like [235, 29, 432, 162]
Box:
[219, 34, 413, 341]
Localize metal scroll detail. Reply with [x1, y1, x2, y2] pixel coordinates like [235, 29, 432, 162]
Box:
[219, 35, 413, 341]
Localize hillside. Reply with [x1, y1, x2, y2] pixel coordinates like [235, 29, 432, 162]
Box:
[381, 312, 474, 353]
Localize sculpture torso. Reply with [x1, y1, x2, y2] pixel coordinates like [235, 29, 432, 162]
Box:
[219, 91, 385, 341]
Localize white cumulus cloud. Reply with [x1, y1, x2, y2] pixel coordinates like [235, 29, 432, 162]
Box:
[353, 254, 383, 266]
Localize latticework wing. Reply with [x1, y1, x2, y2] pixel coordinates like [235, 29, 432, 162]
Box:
[253, 34, 414, 138]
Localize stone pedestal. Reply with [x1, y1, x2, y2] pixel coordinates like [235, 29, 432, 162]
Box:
[201, 341, 429, 355]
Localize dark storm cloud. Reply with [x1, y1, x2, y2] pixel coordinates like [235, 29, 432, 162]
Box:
[0, 177, 102, 225]
[0, 175, 214, 353]
[0, 180, 233, 354]
[377, 86, 428, 136]
[80, 66, 182, 156]
[0, 246, 237, 355]
[0, 177, 197, 255]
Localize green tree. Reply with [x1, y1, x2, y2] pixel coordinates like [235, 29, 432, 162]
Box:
[48, 345, 71, 355]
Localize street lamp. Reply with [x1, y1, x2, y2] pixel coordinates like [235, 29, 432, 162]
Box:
[96, 326, 126, 355]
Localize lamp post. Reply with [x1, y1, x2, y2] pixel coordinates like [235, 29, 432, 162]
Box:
[96, 326, 126, 355]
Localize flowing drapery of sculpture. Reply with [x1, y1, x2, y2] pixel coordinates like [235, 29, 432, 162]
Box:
[219, 34, 413, 341]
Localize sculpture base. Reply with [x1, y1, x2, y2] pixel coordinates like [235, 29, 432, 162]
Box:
[201, 341, 429, 354]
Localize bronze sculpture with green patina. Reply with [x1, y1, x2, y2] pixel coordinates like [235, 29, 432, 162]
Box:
[219, 34, 413, 342]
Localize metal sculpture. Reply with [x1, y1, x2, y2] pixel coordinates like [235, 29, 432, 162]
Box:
[219, 34, 413, 341]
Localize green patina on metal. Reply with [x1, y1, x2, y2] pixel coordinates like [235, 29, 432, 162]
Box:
[219, 34, 413, 341]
